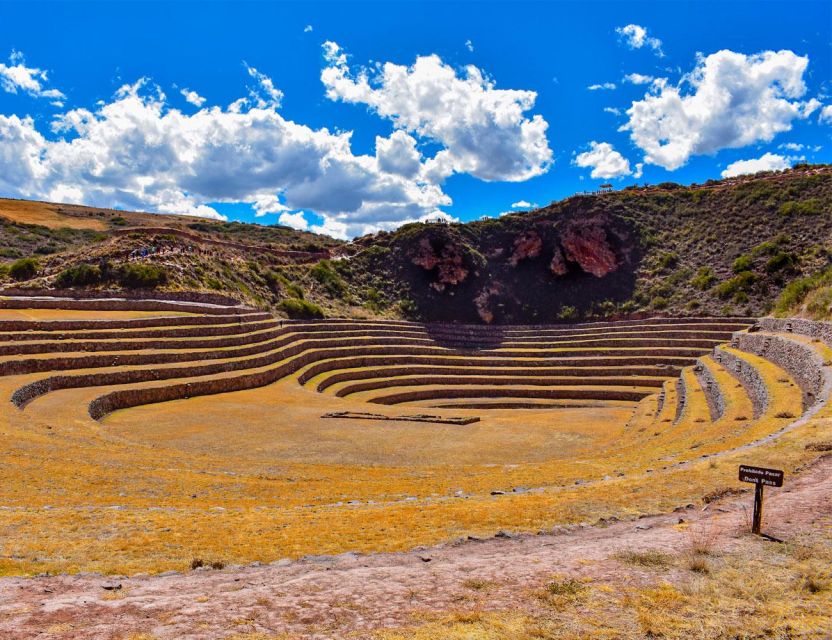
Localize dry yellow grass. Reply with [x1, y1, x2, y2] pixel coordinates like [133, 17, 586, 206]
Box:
[0, 199, 108, 230]
[371, 532, 832, 639]
[0, 308, 195, 321]
[0, 312, 828, 578]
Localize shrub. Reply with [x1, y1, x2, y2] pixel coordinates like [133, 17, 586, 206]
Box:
[615, 549, 672, 568]
[775, 266, 832, 315]
[691, 267, 717, 291]
[277, 298, 324, 318]
[779, 199, 823, 216]
[557, 305, 579, 321]
[714, 271, 758, 299]
[55, 263, 101, 287]
[0, 263, 9, 279]
[264, 270, 305, 299]
[116, 263, 167, 289]
[111, 216, 127, 226]
[732, 255, 753, 273]
[543, 578, 585, 596]
[651, 296, 668, 310]
[657, 252, 678, 270]
[765, 251, 796, 273]
[9, 257, 38, 281]
[310, 260, 346, 297]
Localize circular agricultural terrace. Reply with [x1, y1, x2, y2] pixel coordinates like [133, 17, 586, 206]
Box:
[0, 292, 830, 575]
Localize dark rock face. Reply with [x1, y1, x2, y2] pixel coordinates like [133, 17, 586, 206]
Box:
[509, 231, 543, 266]
[383, 207, 639, 323]
[559, 219, 620, 278]
[410, 236, 470, 291]
[549, 246, 568, 276]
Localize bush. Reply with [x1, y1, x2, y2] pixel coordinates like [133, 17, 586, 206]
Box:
[55, 263, 101, 287]
[732, 255, 753, 273]
[779, 199, 824, 216]
[310, 260, 346, 297]
[651, 296, 668, 310]
[715, 271, 758, 299]
[557, 305, 579, 321]
[657, 252, 678, 271]
[116, 263, 167, 289]
[111, 216, 127, 226]
[277, 298, 324, 319]
[264, 270, 305, 299]
[775, 266, 832, 315]
[765, 251, 797, 273]
[691, 267, 717, 291]
[9, 257, 38, 281]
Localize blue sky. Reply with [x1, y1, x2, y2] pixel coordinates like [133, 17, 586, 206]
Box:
[0, 0, 830, 237]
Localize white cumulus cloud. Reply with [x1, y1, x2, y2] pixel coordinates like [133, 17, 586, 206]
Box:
[180, 88, 206, 107]
[0, 72, 453, 235]
[621, 49, 820, 171]
[820, 104, 832, 124]
[588, 82, 616, 91]
[721, 152, 792, 178]
[278, 211, 309, 230]
[0, 50, 65, 105]
[623, 72, 655, 85]
[616, 24, 663, 57]
[320, 41, 552, 184]
[465, 39, 474, 52]
[511, 200, 535, 208]
[574, 141, 633, 179]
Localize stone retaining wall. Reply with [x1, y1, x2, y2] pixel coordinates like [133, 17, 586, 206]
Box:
[732, 331, 826, 409]
[299, 354, 690, 385]
[0, 297, 250, 315]
[0, 288, 242, 306]
[316, 364, 679, 392]
[694, 359, 725, 421]
[712, 346, 768, 418]
[0, 318, 279, 342]
[367, 387, 651, 405]
[336, 375, 667, 398]
[0, 312, 270, 333]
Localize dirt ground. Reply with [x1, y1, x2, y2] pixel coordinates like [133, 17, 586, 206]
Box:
[1, 454, 828, 640]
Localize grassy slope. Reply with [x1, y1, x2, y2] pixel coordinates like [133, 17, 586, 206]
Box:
[1, 164, 831, 321]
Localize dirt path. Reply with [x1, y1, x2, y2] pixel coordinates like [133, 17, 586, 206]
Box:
[1, 455, 830, 640]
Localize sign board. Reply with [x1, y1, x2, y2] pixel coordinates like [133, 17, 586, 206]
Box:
[738, 465, 784, 487]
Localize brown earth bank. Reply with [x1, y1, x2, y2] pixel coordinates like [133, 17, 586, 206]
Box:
[1, 454, 829, 640]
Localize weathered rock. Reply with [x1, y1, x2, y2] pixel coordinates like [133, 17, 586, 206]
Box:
[549, 246, 568, 276]
[410, 237, 469, 289]
[508, 231, 543, 266]
[560, 221, 619, 277]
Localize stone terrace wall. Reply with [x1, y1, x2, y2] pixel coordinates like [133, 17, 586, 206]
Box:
[713, 346, 768, 418]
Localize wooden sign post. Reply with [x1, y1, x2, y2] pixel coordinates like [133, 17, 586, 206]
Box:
[738, 465, 784, 535]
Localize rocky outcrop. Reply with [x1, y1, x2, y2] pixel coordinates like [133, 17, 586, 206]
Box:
[410, 237, 470, 291]
[549, 246, 568, 276]
[508, 231, 543, 266]
[474, 284, 503, 324]
[559, 219, 619, 278]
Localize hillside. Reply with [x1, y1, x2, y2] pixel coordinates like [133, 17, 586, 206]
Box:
[1, 164, 831, 322]
[347, 164, 832, 322]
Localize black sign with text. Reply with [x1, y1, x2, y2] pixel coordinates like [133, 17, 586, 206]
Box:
[739, 465, 784, 487]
